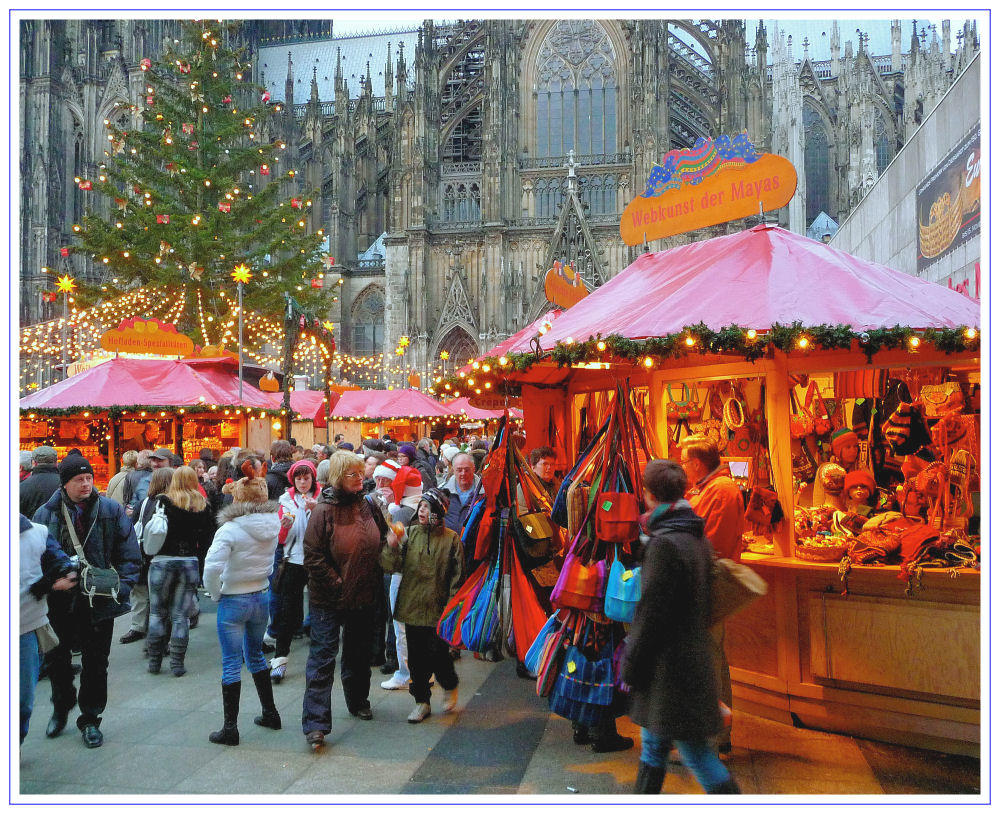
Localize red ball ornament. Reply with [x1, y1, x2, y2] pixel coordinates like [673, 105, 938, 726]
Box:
[310, 278, 322, 289]
[260, 165, 270, 176]
[299, 315, 306, 328]
[140, 58, 151, 71]
[223, 95, 232, 104]
[156, 214, 170, 224]
[291, 197, 302, 209]
[218, 201, 231, 213]
[60, 247, 70, 257]
[262, 91, 271, 103]
[182, 122, 194, 134]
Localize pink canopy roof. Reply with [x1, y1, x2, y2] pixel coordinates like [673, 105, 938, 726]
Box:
[274, 390, 328, 428]
[532, 225, 980, 349]
[329, 388, 455, 420]
[445, 396, 523, 421]
[458, 309, 562, 373]
[20, 357, 277, 411]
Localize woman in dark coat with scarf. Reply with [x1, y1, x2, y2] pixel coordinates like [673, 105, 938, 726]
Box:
[623, 459, 739, 794]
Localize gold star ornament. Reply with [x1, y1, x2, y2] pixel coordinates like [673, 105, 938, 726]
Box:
[230, 264, 252, 284]
[55, 274, 77, 293]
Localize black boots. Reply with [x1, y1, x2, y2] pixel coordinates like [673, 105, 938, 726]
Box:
[590, 716, 634, 753]
[251, 669, 282, 730]
[169, 639, 187, 677]
[707, 777, 741, 794]
[209, 681, 241, 745]
[633, 762, 667, 794]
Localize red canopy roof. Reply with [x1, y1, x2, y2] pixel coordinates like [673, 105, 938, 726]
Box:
[445, 396, 523, 421]
[275, 390, 328, 428]
[534, 225, 980, 349]
[329, 388, 455, 420]
[458, 309, 562, 374]
[20, 357, 277, 411]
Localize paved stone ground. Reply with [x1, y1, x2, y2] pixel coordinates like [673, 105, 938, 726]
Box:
[16, 597, 981, 800]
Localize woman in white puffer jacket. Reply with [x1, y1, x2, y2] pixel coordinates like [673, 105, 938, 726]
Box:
[202, 464, 282, 747]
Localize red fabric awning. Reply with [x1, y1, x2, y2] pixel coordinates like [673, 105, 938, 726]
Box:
[275, 390, 328, 428]
[329, 388, 455, 420]
[20, 356, 276, 411]
[458, 309, 562, 373]
[445, 396, 523, 421]
[535, 225, 981, 349]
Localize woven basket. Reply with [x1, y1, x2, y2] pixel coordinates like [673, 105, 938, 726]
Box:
[794, 539, 848, 562]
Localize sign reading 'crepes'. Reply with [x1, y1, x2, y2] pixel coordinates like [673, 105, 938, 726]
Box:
[620, 134, 797, 245]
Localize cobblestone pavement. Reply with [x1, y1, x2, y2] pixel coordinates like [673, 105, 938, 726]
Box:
[17, 598, 980, 801]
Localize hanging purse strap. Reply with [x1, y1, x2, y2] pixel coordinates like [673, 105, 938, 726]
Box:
[61, 502, 91, 566]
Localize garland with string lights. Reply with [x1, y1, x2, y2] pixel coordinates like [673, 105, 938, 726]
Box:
[430, 322, 981, 398]
[70, 19, 332, 338]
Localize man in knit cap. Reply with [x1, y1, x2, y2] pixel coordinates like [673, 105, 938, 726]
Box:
[31, 453, 141, 749]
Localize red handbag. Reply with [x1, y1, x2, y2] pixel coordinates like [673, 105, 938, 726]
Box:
[789, 387, 814, 439]
[595, 491, 640, 545]
[806, 380, 833, 437]
[550, 546, 608, 613]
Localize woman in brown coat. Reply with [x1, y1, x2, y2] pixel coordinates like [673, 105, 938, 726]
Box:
[300, 451, 393, 749]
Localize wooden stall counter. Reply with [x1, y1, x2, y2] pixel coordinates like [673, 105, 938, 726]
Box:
[725, 555, 980, 757]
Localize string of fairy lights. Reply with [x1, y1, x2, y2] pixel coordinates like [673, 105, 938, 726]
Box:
[19, 284, 479, 397]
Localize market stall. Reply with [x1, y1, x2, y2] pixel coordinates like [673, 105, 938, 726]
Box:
[328, 387, 457, 448]
[20, 356, 280, 486]
[433, 224, 981, 755]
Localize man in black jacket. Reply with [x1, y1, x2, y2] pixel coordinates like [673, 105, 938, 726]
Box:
[32, 454, 141, 749]
[19, 446, 61, 519]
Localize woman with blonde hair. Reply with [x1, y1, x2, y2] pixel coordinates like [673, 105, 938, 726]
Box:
[147, 466, 216, 676]
[301, 450, 394, 749]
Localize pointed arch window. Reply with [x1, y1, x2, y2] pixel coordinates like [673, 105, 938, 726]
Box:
[436, 326, 479, 375]
[351, 287, 385, 357]
[874, 112, 891, 177]
[803, 102, 832, 224]
[535, 21, 617, 158]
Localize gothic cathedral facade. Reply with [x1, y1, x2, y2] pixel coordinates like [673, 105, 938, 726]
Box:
[19, 18, 979, 386]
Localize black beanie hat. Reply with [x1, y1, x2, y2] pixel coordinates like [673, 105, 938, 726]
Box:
[59, 454, 95, 485]
[420, 487, 451, 524]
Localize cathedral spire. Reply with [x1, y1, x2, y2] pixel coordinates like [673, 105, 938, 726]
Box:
[310, 66, 319, 107]
[285, 51, 294, 107]
[384, 41, 393, 105]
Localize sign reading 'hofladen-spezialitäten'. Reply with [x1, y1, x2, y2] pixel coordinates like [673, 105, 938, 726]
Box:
[619, 134, 797, 245]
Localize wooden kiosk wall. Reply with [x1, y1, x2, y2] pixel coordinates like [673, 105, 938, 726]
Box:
[520, 344, 980, 756]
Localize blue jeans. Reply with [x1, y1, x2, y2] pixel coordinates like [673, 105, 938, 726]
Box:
[20, 631, 41, 743]
[640, 728, 731, 791]
[148, 557, 200, 651]
[216, 590, 269, 685]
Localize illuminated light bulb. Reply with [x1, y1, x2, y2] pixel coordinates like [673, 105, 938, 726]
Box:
[797, 336, 810, 349]
[965, 327, 977, 339]
[909, 335, 921, 348]
[746, 329, 757, 340]
[643, 356, 654, 368]
[596, 341, 606, 351]
[482, 364, 491, 373]
[684, 335, 696, 347]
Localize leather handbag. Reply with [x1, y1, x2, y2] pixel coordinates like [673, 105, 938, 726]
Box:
[512, 510, 557, 570]
[710, 558, 767, 626]
[61, 503, 122, 607]
[603, 549, 641, 623]
[806, 380, 833, 437]
[744, 486, 783, 528]
[595, 492, 640, 545]
[789, 387, 814, 439]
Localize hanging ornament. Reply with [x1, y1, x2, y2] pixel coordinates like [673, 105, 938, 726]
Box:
[111, 137, 125, 154]
[188, 262, 204, 281]
[299, 315, 306, 328]
[146, 95, 155, 106]
[140, 58, 151, 71]
[322, 320, 335, 331]
[218, 201, 231, 213]
[165, 162, 178, 175]
[179, 61, 191, 74]
[189, 140, 199, 151]
[261, 90, 270, 103]
[60, 247, 70, 257]
[78, 179, 92, 190]
[133, 184, 142, 195]
[159, 241, 171, 254]
[291, 197, 302, 209]
[114, 197, 126, 210]
[156, 214, 170, 224]
[181, 122, 194, 134]
[42, 291, 58, 303]
[260, 165, 270, 176]
[222, 95, 232, 104]
[322, 255, 335, 269]
[310, 278, 322, 289]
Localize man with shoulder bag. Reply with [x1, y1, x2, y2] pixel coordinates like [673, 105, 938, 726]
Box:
[32, 454, 141, 749]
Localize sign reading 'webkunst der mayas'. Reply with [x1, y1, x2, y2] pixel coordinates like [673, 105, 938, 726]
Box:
[619, 134, 797, 245]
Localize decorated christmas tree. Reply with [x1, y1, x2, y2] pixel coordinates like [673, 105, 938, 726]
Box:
[74, 19, 332, 343]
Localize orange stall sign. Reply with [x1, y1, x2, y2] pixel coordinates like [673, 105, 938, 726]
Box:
[100, 317, 195, 356]
[620, 134, 797, 245]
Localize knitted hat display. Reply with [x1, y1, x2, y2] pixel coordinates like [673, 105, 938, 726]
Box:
[58, 454, 94, 485]
[881, 402, 913, 450]
[392, 465, 424, 505]
[843, 469, 876, 496]
[398, 443, 418, 460]
[419, 487, 451, 524]
[232, 476, 269, 503]
[830, 428, 859, 458]
[373, 459, 401, 482]
[287, 459, 318, 485]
